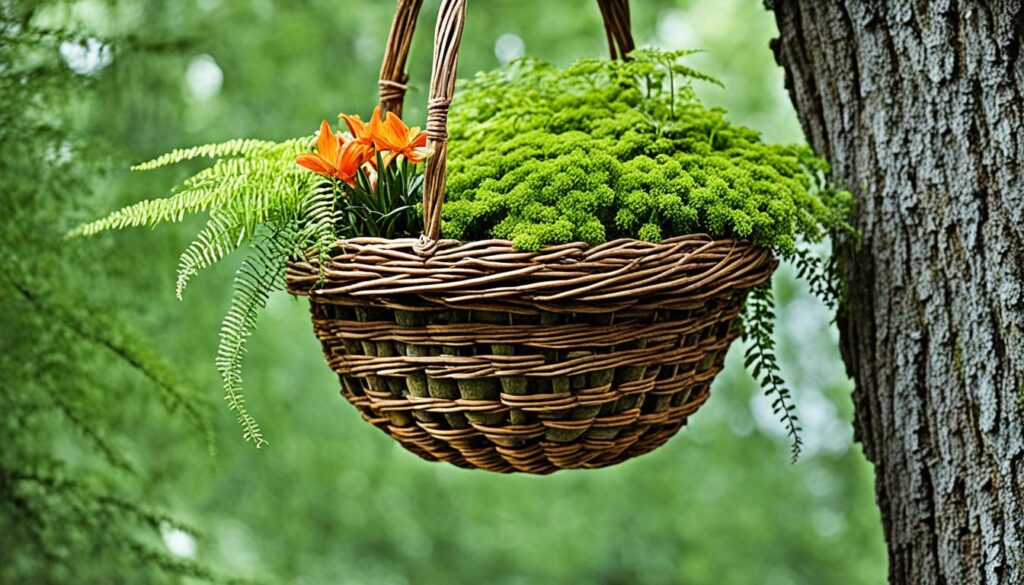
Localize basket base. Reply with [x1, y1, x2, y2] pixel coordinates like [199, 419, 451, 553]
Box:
[312, 301, 738, 474]
[338, 376, 710, 474]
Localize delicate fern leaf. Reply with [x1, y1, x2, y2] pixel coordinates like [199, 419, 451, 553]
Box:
[668, 63, 725, 88]
[68, 186, 215, 237]
[214, 229, 296, 448]
[743, 283, 803, 463]
[181, 156, 309, 236]
[789, 244, 842, 313]
[298, 180, 339, 282]
[130, 138, 279, 171]
[175, 210, 246, 300]
[71, 137, 313, 239]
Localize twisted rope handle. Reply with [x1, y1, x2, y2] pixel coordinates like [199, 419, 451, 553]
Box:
[376, 0, 634, 250]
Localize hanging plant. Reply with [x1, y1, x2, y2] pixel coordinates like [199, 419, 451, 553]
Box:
[74, 0, 851, 471]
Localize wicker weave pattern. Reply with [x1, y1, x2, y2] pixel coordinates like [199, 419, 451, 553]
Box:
[287, 236, 775, 472]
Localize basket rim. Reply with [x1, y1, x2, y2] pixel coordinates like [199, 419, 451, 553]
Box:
[289, 233, 774, 262]
[286, 233, 776, 312]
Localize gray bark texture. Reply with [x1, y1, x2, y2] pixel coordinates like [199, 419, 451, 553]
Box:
[770, 1, 1024, 583]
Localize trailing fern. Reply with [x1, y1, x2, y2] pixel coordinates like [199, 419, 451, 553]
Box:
[129, 138, 282, 171]
[743, 283, 803, 463]
[215, 230, 297, 448]
[73, 117, 425, 445]
[71, 134, 333, 444]
[70, 137, 313, 242]
[175, 210, 246, 300]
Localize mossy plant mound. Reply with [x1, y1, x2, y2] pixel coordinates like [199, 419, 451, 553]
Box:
[442, 50, 851, 253]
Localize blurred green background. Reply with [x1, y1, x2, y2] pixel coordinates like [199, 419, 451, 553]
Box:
[1, 0, 886, 583]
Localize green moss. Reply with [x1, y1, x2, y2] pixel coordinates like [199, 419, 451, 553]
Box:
[442, 50, 852, 254]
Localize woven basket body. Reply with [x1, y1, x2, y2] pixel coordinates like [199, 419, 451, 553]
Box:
[287, 0, 777, 472]
[287, 237, 775, 473]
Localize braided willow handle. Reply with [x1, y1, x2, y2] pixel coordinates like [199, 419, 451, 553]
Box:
[378, 0, 424, 117]
[418, 0, 467, 247]
[376, 0, 635, 249]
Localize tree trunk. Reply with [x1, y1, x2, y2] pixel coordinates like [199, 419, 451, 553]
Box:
[770, 1, 1024, 583]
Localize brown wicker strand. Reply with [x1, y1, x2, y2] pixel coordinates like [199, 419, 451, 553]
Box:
[378, 0, 424, 117]
[597, 0, 635, 59]
[419, 0, 466, 246]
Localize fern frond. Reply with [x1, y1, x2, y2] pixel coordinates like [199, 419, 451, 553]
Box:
[130, 138, 280, 171]
[214, 229, 296, 448]
[298, 181, 340, 281]
[743, 283, 803, 463]
[68, 187, 215, 237]
[790, 245, 840, 313]
[71, 138, 312, 238]
[72, 134, 333, 449]
[175, 210, 246, 300]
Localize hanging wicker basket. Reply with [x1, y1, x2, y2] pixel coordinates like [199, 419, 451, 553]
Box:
[286, 0, 777, 474]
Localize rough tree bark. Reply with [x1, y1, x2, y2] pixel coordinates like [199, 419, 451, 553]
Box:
[769, 1, 1024, 583]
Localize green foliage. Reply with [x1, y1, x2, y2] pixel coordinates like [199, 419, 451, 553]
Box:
[0, 4, 226, 579]
[215, 231, 297, 448]
[5, 271, 212, 449]
[72, 135, 323, 443]
[442, 50, 850, 257]
[73, 127, 424, 445]
[744, 283, 802, 462]
[1, 465, 224, 583]
[72, 137, 316, 295]
[336, 154, 424, 239]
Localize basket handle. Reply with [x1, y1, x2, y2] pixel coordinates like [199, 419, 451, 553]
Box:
[376, 0, 635, 250]
[378, 0, 424, 118]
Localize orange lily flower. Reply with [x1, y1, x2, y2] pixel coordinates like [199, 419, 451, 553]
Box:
[296, 119, 364, 186]
[338, 111, 376, 166]
[332, 142, 366, 186]
[366, 106, 433, 165]
[296, 119, 341, 177]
